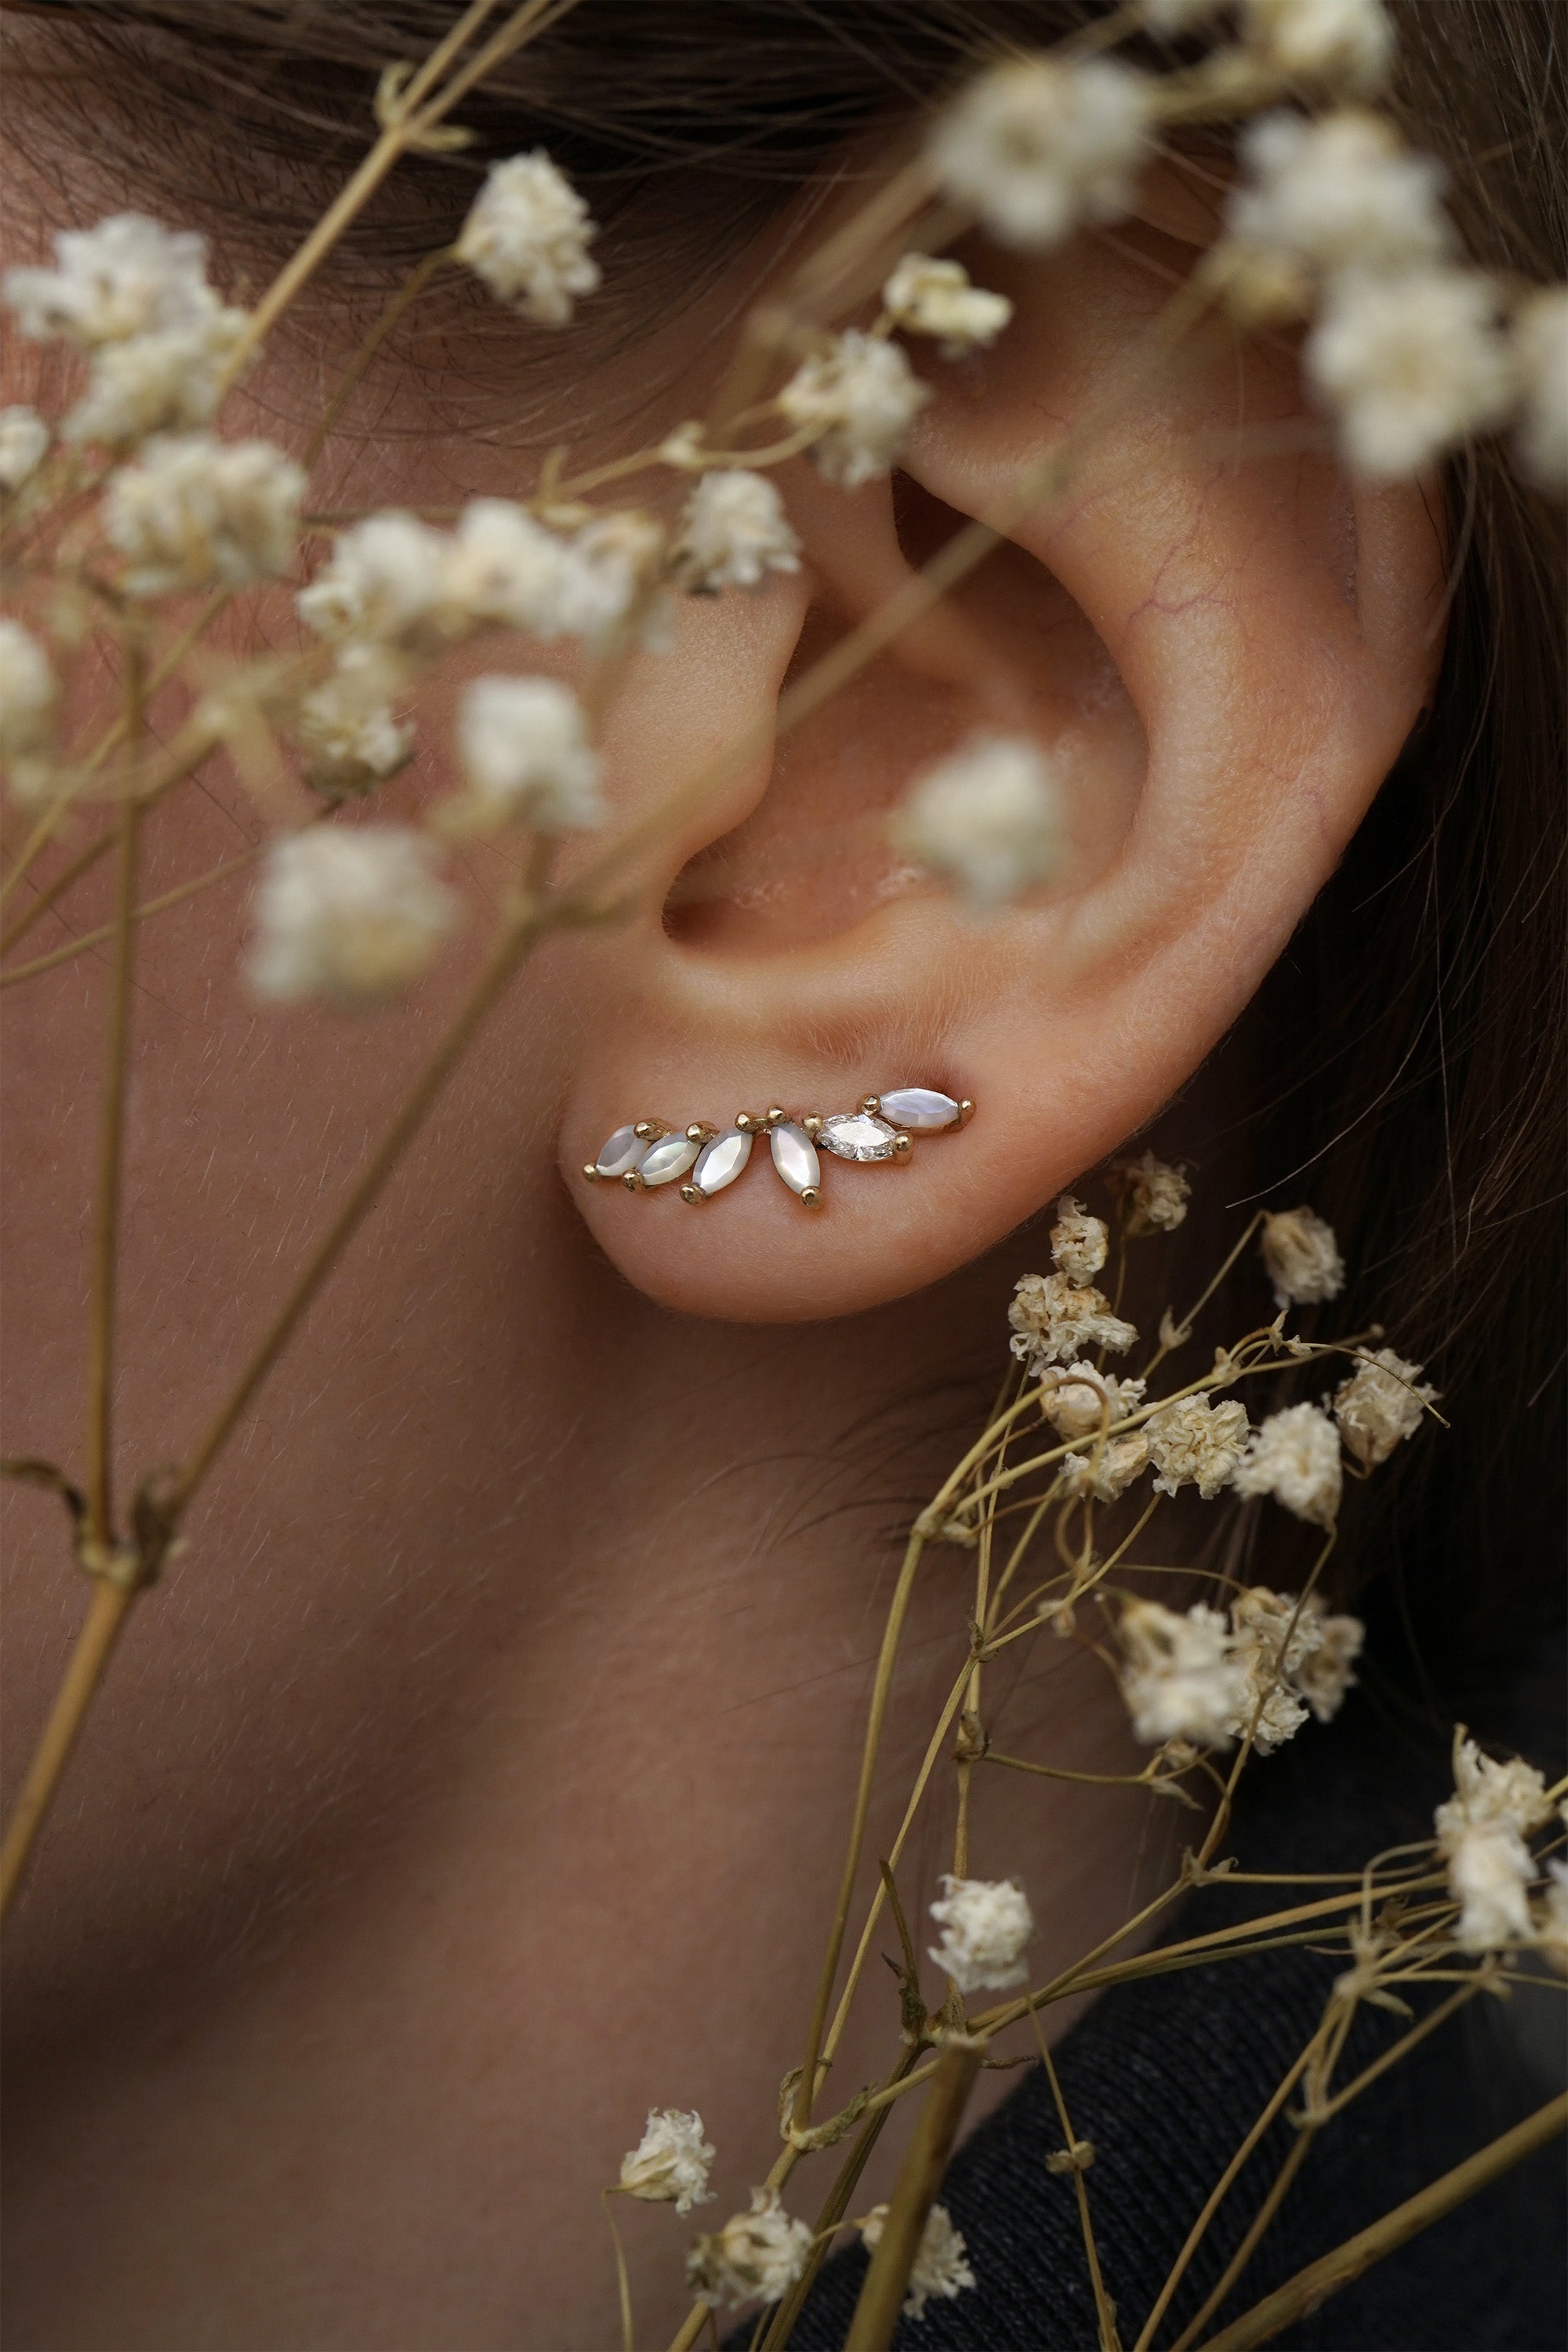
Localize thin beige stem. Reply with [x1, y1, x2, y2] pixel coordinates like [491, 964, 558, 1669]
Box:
[1032, 2011, 1120, 2350]
[600, 2190, 634, 2352]
[302, 251, 452, 466]
[0, 1580, 135, 1920]
[1141, 1214, 1266, 1381]
[844, 2039, 982, 2352]
[1301, 1980, 1483, 2128]
[1, 840, 270, 992]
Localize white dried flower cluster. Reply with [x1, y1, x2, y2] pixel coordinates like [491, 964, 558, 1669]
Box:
[1332, 1347, 1437, 1468]
[1232, 1400, 1342, 1526]
[1043, 1361, 1146, 1442]
[1146, 1394, 1251, 1499]
[893, 735, 1064, 910]
[931, 58, 1152, 251]
[293, 648, 413, 800]
[1243, 0, 1394, 96]
[858, 2201, 977, 2321]
[686, 2189, 813, 2309]
[1060, 1432, 1150, 1503]
[1229, 113, 1448, 285]
[0, 619, 58, 793]
[1229, 1584, 1362, 1750]
[0, 406, 49, 493]
[246, 827, 459, 1008]
[881, 254, 1013, 356]
[670, 470, 800, 593]
[618, 2107, 715, 2214]
[1049, 1195, 1109, 1287]
[1513, 289, 1568, 488]
[103, 434, 304, 596]
[1009, 1271, 1138, 1374]
[927, 1873, 1033, 1993]
[1435, 1735, 1553, 1951]
[1260, 1207, 1345, 1309]
[779, 329, 931, 488]
[1115, 1149, 1189, 1235]
[1120, 1601, 1249, 1748]
[1308, 267, 1515, 480]
[454, 675, 603, 834]
[3, 212, 249, 448]
[455, 152, 601, 326]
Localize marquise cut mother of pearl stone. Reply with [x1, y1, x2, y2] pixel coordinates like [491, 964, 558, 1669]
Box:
[637, 1132, 702, 1186]
[770, 1120, 820, 1196]
[691, 1129, 752, 1196]
[877, 1087, 960, 1131]
[819, 1112, 899, 1161]
[593, 1123, 645, 1178]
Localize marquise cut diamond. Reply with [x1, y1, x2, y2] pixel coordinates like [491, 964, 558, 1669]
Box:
[819, 1112, 900, 1161]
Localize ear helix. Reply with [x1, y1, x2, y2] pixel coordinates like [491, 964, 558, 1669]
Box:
[581, 1087, 975, 1210]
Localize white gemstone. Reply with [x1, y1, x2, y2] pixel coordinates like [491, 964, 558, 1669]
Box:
[594, 1123, 644, 1178]
[877, 1087, 960, 1131]
[770, 1120, 819, 1196]
[819, 1112, 899, 1162]
[691, 1129, 752, 1196]
[638, 1132, 702, 1186]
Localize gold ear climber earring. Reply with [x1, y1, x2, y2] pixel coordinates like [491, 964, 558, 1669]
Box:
[581, 1087, 974, 1208]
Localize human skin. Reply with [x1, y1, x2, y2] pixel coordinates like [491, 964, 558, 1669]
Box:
[0, 109, 1445, 2350]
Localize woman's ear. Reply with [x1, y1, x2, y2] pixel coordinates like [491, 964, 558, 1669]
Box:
[555, 203, 1448, 1324]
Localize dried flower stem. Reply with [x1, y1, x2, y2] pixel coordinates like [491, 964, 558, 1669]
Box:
[600, 2187, 635, 2352]
[843, 2038, 984, 2352]
[0, 838, 273, 992]
[1032, 2013, 1119, 2352]
[301, 250, 453, 467]
[0, 1577, 135, 1917]
[1193, 2095, 1568, 2352]
[1300, 1978, 1483, 2128]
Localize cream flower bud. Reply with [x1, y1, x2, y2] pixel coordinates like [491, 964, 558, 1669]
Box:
[455, 152, 601, 325]
[1050, 1195, 1109, 1285]
[558, 511, 668, 649]
[64, 310, 250, 448]
[455, 676, 603, 833]
[4, 212, 223, 345]
[1120, 1601, 1248, 1748]
[1227, 112, 1449, 281]
[880, 254, 1013, 355]
[1308, 267, 1516, 480]
[618, 2108, 715, 2214]
[1443, 1824, 1534, 1951]
[670, 470, 801, 593]
[1042, 1362, 1145, 1442]
[1114, 1149, 1190, 1234]
[893, 734, 1064, 910]
[1332, 1347, 1437, 1468]
[1232, 1403, 1342, 1527]
[294, 647, 412, 800]
[858, 2201, 976, 2321]
[247, 827, 459, 1008]
[298, 512, 452, 647]
[1059, 1432, 1150, 1503]
[778, 329, 931, 488]
[1436, 1734, 1552, 1843]
[931, 57, 1152, 251]
[441, 499, 572, 636]
[1147, 1395, 1250, 1500]
[102, 434, 304, 596]
[0, 407, 49, 492]
[686, 2190, 813, 2309]
[927, 1873, 1033, 1993]
[1260, 1206, 1345, 1308]
[1242, 0, 1395, 95]
[1512, 286, 1568, 489]
[1008, 1272, 1138, 1374]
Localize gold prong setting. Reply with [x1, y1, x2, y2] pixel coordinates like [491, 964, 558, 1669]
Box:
[583, 1086, 971, 1209]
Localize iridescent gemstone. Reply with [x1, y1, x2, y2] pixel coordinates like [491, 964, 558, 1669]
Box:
[593, 1123, 645, 1178]
[877, 1087, 960, 1131]
[770, 1120, 820, 1196]
[638, 1133, 702, 1186]
[818, 1112, 899, 1161]
[690, 1129, 752, 1196]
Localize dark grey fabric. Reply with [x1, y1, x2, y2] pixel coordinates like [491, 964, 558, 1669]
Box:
[735, 1702, 1566, 2352]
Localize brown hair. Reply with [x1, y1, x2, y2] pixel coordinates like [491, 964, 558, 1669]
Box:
[11, 0, 1566, 1720]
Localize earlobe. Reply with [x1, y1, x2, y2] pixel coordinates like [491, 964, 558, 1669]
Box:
[557, 215, 1446, 1327]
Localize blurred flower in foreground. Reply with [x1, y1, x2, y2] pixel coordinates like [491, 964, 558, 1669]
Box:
[455, 151, 601, 325]
[247, 827, 459, 1008]
[893, 735, 1064, 910]
[687, 2189, 813, 2309]
[859, 2200, 977, 2320]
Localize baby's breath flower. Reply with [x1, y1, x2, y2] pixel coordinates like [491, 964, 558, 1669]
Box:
[247, 826, 459, 1008]
[1042, 1361, 1146, 1442]
[102, 434, 303, 596]
[1441, 1823, 1535, 1951]
[1332, 1347, 1437, 1468]
[1436, 1734, 1552, 1842]
[687, 2189, 813, 2309]
[4, 212, 224, 345]
[64, 311, 249, 448]
[1227, 113, 1449, 281]
[1242, 0, 1394, 95]
[441, 499, 572, 635]
[0, 407, 49, 492]
[619, 2108, 715, 2214]
[1114, 1149, 1190, 1235]
[558, 511, 669, 648]
[455, 152, 601, 326]
[1226, 1587, 1318, 1751]
[858, 2201, 977, 2321]
[1050, 1195, 1109, 1286]
[1060, 1432, 1150, 1503]
[293, 648, 412, 799]
[893, 735, 1063, 910]
[1120, 1600, 1248, 1748]
[1260, 1206, 1345, 1309]
[1308, 267, 1516, 479]
[1232, 1403, 1342, 1526]
[927, 1874, 1033, 1993]
[0, 619, 58, 786]
[298, 512, 452, 647]
[1512, 287, 1568, 489]
[931, 58, 1152, 251]
[779, 329, 931, 488]
[880, 254, 1013, 355]
[1009, 1271, 1138, 1374]
[1147, 1395, 1250, 1500]
[1290, 1602, 1363, 1723]
[670, 470, 801, 593]
[455, 676, 603, 833]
